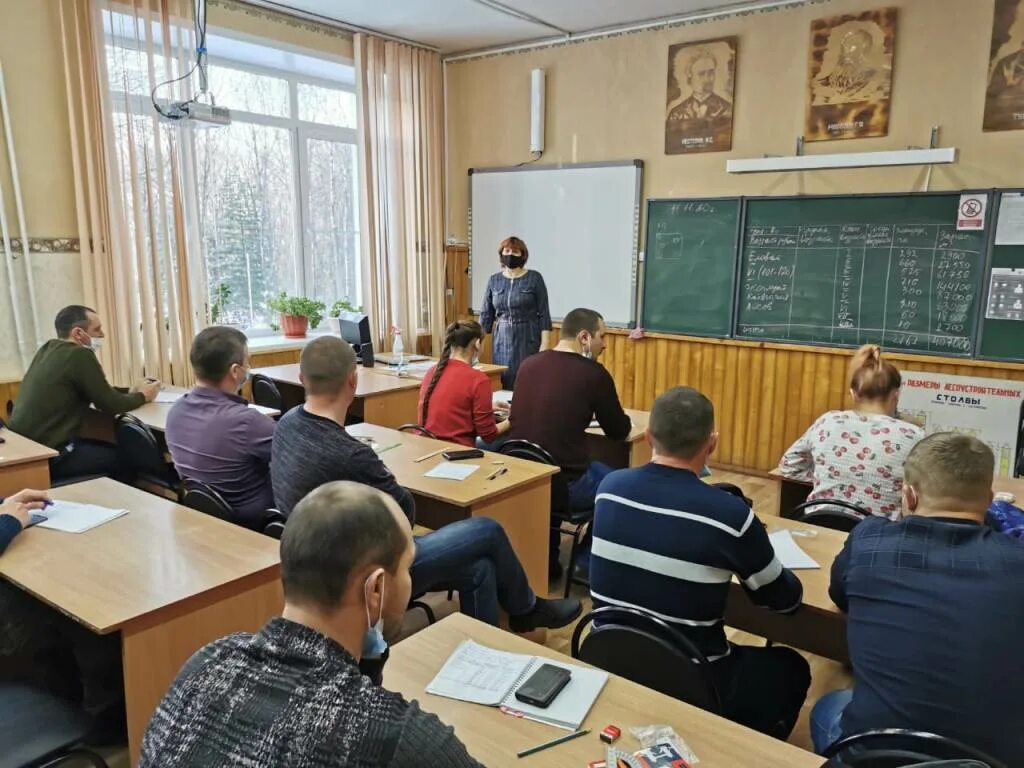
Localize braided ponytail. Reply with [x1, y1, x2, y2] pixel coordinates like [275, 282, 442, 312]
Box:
[421, 320, 485, 426]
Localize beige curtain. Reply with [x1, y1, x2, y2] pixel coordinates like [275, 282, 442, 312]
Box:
[59, 0, 201, 387]
[354, 34, 445, 353]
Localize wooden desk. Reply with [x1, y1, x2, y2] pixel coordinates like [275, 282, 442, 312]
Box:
[0, 478, 283, 763]
[386, 614, 821, 768]
[347, 423, 556, 593]
[253, 362, 505, 430]
[586, 408, 651, 468]
[725, 516, 848, 662]
[0, 427, 57, 496]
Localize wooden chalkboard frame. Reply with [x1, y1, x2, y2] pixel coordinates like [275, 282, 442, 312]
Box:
[977, 188, 1024, 364]
[733, 190, 994, 359]
[640, 196, 744, 339]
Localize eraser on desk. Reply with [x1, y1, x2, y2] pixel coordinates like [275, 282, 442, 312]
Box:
[600, 725, 621, 744]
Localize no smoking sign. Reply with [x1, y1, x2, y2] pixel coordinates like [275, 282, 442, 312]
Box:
[958, 193, 988, 230]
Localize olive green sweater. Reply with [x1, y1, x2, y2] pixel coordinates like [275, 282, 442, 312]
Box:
[9, 340, 145, 449]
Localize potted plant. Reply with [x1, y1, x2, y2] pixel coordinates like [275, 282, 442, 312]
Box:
[266, 292, 326, 339]
[327, 299, 363, 335]
[209, 281, 232, 325]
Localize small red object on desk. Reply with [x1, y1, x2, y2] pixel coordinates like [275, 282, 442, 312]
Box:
[600, 725, 621, 744]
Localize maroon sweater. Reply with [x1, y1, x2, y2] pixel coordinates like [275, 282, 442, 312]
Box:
[508, 350, 630, 473]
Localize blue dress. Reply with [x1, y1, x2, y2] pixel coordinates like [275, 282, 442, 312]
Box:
[480, 270, 552, 390]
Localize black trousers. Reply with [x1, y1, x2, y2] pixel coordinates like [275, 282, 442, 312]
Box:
[49, 439, 124, 485]
[713, 643, 811, 740]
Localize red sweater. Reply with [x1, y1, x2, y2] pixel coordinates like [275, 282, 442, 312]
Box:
[418, 359, 500, 447]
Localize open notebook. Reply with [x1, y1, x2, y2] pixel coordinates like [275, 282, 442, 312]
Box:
[425, 640, 608, 731]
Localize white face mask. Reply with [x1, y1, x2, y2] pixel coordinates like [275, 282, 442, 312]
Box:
[89, 336, 104, 352]
[362, 570, 387, 659]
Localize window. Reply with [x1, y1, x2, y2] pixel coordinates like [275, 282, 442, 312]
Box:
[105, 22, 361, 329]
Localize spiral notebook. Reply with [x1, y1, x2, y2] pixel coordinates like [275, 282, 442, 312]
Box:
[425, 640, 608, 731]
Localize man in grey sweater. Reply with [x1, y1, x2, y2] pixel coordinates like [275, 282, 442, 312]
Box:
[272, 336, 579, 632]
[141, 482, 484, 767]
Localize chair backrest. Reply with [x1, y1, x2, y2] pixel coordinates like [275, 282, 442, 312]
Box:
[571, 605, 721, 714]
[397, 423, 439, 439]
[793, 498, 868, 532]
[115, 414, 176, 486]
[824, 729, 1006, 768]
[180, 478, 237, 523]
[498, 439, 569, 512]
[251, 374, 283, 411]
[262, 509, 286, 540]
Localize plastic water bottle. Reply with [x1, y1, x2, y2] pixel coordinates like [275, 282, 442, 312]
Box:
[393, 332, 406, 376]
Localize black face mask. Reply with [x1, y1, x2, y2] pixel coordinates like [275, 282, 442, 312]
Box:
[500, 253, 526, 269]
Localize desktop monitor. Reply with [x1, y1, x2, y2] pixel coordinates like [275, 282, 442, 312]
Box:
[338, 313, 374, 368]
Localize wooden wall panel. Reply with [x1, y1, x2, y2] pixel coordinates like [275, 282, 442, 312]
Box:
[1, 381, 20, 418]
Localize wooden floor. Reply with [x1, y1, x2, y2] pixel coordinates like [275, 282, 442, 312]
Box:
[69, 469, 846, 766]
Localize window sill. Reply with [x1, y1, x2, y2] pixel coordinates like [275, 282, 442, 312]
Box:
[245, 330, 334, 355]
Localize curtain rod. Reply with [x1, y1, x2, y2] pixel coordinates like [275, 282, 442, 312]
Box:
[443, 0, 813, 62]
[235, 0, 441, 51]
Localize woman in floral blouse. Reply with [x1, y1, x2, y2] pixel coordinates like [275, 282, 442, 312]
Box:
[779, 344, 924, 520]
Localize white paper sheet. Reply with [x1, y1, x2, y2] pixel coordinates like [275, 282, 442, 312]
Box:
[996, 192, 1024, 245]
[769, 529, 820, 570]
[492, 390, 514, 405]
[154, 391, 184, 404]
[36, 501, 128, 534]
[424, 463, 480, 481]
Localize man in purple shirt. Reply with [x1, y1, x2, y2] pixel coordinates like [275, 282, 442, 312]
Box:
[166, 327, 276, 529]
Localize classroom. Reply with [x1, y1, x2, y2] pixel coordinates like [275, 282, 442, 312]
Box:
[1, 0, 1023, 765]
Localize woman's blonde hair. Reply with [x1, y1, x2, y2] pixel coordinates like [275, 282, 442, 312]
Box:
[848, 344, 902, 401]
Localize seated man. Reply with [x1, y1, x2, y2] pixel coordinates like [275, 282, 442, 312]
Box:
[591, 387, 810, 739]
[506, 307, 631, 576]
[9, 305, 160, 483]
[141, 481, 484, 767]
[811, 433, 1024, 766]
[165, 327, 275, 529]
[271, 336, 580, 633]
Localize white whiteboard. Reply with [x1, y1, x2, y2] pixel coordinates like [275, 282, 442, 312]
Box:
[469, 161, 642, 326]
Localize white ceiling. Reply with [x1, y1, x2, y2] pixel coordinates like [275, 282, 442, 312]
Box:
[251, 0, 804, 54]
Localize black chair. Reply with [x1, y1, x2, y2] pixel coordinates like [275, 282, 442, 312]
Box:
[398, 423, 439, 439]
[793, 498, 868, 533]
[251, 374, 283, 412]
[262, 509, 287, 540]
[180, 478, 237, 524]
[571, 605, 721, 714]
[823, 729, 1007, 768]
[498, 439, 589, 597]
[115, 414, 180, 493]
[408, 595, 436, 624]
[0, 683, 109, 768]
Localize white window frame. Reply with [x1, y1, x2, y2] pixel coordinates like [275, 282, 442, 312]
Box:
[105, 28, 361, 331]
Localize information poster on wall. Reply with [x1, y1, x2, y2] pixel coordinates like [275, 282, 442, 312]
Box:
[899, 371, 1024, 477]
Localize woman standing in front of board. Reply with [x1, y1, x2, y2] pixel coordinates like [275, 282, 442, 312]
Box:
[479, 236, 552, 390]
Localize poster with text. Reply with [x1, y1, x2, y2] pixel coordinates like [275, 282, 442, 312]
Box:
[984, 0, 1024, 131]
[899, 371, 1023, 478]
[805, 7, 897, 141]
[665, 36, 737, 154]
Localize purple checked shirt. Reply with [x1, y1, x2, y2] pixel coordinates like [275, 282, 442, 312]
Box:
[165, 386, 276, 528]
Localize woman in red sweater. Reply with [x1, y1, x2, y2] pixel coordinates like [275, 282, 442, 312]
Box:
[418, 320, 511, 447]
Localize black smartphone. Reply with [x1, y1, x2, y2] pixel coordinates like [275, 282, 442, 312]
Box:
[441, 449, 484, 461]
[514, 663, 571, 709]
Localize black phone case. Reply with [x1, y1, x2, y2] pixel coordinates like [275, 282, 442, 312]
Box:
[442, 449, 484, 461]
[514, 664, 571, 709]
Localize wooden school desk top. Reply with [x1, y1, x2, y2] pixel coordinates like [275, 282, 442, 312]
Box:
[0, 426, 58, 467]
[132, 385, 280, 432]
[346, 423, 557, 507]
[758, 515, 847, 614]
[252, 363, 421, 396]
[587, 408, 650, 443]
[385, 613, 822, 768]
[0, 478, 281, 633]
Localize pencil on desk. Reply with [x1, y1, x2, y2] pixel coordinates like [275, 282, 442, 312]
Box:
[487, 466, 508, 481]
[376, 443, 400, 455]
[413, 448, 446, 463]
[516, 728, 589, 758]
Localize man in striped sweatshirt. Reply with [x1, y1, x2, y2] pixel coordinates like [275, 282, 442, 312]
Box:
[590, 386, 810, 739]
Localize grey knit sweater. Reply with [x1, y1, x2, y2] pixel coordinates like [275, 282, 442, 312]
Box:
[140, 618, 484, 767]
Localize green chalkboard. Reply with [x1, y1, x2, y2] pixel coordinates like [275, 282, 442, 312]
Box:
[979, 190, 1024, 361]
[641, 198, 740, 337]
[735, 194, 988, 356]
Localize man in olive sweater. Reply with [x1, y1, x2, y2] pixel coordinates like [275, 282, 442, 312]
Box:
[10, 305, 159, 483]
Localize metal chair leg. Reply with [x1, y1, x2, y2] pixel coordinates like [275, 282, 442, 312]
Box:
[564, 525, 583, 598]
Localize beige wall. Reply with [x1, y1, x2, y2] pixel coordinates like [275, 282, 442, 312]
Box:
[445, 0, 1021, 242]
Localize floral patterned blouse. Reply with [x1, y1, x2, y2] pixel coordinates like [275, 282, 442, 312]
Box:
[779, 410, 925, 520]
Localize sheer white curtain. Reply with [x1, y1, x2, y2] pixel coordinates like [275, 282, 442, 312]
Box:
[354, 34, 445, 353]
[59, 0, 203, 387]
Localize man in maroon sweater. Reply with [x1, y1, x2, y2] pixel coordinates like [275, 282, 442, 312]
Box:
[508, 308, 631, 576]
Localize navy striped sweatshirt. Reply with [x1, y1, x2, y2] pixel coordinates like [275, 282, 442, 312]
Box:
[590, 463, 802, 661]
